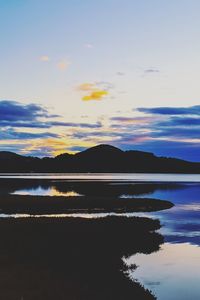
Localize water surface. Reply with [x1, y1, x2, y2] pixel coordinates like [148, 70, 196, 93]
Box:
[1, 172, 200, 181]
[1, 173, 200, 299]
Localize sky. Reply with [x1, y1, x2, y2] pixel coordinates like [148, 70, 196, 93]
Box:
[1, 0, 200, 161]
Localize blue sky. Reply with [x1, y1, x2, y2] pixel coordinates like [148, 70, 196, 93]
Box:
[1, 0, 200, 161]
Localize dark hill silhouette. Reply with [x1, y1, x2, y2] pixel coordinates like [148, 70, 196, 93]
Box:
[0, 151, 23, 159]
[73, 144, 124, 172]
[0, 144, 200, 173]
[76, 144, 123, 156]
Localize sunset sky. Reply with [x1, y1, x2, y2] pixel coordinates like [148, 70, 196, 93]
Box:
[1, 0, 200, 161]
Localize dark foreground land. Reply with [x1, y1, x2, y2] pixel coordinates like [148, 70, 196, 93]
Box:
[0, 178, 174, 214]
[0, 194, 173, 214]
[0, 217, 163, 300]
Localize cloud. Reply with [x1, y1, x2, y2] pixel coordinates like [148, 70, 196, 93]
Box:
[138, 105, 200, 115]
[0, 120, 102, 129]
[57, 60, 71, 70]
[0, 100, 103, 130]
[78, 82, 110, 101]
[116, 72, 125, 76]
[121, 139, 200, 162]
[0, 121, 51, 128]
[2, 99, 200, 161]
[23, 138, 94, 157]
[24, 138, 69, 155]
[111, 116, 156, 125]
[144, 68, 160, 74]
[72, 131, 121, 139]
[67, 146, 87, 152]
[82, 90, 108, 101]
[0, 128, 59, 140]
[40, 55, 50, 62]
[106, 108, 200, 160]
[78, 83, 95, 91]
[96, 81, 114, 90]
[157, 117, 200, 127]
[0, 100, 54, 122]
[151, 126, 200, 139]
[50, 121, 102, 128]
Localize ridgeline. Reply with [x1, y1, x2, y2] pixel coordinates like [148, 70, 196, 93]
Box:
[0, 144, 200, 173]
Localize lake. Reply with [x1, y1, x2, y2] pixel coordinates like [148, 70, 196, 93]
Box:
[1, 173, 200, 299]
[1, 172, 200, 181]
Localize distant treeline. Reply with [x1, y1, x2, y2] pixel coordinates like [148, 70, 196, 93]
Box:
[0, 144, 200, 173]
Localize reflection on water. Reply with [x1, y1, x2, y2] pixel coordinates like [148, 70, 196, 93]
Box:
[133, 184, 200, 245]
[124, 243, 200, 300]
[1, 172, 200, 181]
[118, 183, 200, 299]
[11, 186, 83, 197]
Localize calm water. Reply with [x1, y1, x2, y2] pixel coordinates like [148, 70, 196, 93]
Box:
[122, 183, 200, 300]
[1, 173, 200, 299]
[1, 172, 200, 181]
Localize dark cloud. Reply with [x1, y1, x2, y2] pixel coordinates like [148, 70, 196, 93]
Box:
[0, 100, 58, 122]
[106, 109, 200, 161]
[72, 131, 120, 139]
[111, 117, 139, 122]
[0, 143, 28, 153]
[0, 129, 59, 140]
[110, 116, 155, 124]
[71, 130, 149, 146]
[2, 100, 200, 161]
[67, 146, 87, 152]
[50, 121, 102, 129]
[158, 117, 200, 127]
[138, 105, 200, 115]
[111, 139, 200, 162]
[0, 120, 102, 129]
[0, 121, 51, 128]
[152, 127, 200, 139]
[0, 100, 102, 129]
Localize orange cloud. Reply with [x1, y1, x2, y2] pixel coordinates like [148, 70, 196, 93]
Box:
[78, 82, 109, 101]
[79, 83, 95, 91]
[22, 137, 94, 156]
[82, 90, 108, 101]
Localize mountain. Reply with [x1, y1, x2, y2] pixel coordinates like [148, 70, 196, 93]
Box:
[0, 151, 23, 159]
[0, 144, 200, 173]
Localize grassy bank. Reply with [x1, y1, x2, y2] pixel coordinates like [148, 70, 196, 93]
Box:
[0, 194, 174, 214]
[0, 216, 162, 299]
